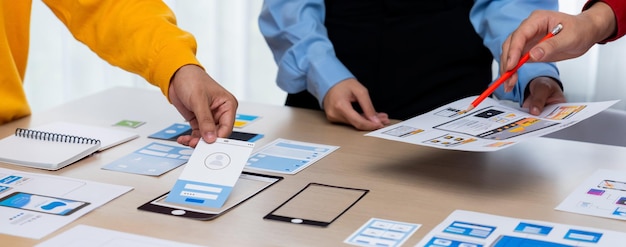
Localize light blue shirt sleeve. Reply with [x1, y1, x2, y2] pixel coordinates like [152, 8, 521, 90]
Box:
[470, 0, 561, 105]
[258, 0, 353, 107]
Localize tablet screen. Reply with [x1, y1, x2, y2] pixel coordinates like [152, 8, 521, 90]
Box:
[139, 172, 282, 220]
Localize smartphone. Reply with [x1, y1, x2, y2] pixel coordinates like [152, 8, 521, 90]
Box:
[0, 191, 90, 216]
[264, 183, 369, 227]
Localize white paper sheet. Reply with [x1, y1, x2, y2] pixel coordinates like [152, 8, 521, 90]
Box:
[0, 168, 132, 239]
[36, 225, 205, 247]
[556, 169, 626, 220]
[366, 96, 618, 151]
[415, 210, 626, 246]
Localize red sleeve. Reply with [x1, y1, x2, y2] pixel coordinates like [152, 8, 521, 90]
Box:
[584, 0, 626, 42]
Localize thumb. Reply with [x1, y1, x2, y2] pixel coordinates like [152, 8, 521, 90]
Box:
[195, 101, 218, 143]
[529, 37, 561, 62]
[529, 45, 548, 62]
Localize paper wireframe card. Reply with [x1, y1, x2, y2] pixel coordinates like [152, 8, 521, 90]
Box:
[166, 138, 254, 208]
[148, 123, 191, 141]
[246, 138, 339, 174]
[149, 123, 263, 142]
[101, 142, 192, 176]
[234, 114, 260, 128]
[344, 218, 420, 247]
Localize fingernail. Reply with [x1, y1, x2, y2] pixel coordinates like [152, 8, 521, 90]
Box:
[532, 107, 540, 115]
[530, 47, 545, 60]
[204, 132, 216, 143]
[368, 115, 381, 125]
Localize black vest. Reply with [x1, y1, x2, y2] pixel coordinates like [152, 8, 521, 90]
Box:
[285, 0, 493, 120]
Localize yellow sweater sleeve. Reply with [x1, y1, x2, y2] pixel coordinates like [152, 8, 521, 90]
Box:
[42, 0, 201, 99]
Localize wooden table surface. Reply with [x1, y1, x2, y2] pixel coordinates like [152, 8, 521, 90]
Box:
[2, 87, 625, 246]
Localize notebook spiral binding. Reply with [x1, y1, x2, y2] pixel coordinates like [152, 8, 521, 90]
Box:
[15, 128, 101, 144]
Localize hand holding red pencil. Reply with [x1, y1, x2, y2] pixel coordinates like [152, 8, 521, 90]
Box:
[465, 24, 563, 112]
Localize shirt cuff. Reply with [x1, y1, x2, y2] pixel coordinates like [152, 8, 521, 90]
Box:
[493, 63, 560, 105]
[306, 56, 354, 108]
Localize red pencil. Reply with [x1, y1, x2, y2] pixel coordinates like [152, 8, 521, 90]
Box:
[464, 23, 563, 112]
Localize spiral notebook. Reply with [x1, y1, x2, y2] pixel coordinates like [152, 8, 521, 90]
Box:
[0, 122, 139, 170]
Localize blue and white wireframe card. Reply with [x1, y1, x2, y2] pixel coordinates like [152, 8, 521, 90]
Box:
[149, 123, 264, 142]
[246, 138, 340, 174]
[148, 123, 191, 141]
[344, 218, 421, 247]
[165, 138, 254, 209]
[234, 114, 261, 128]
[101, 142, 192, 176]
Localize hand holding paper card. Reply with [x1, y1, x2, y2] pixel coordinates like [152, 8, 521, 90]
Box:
[166, 138, 254, 208]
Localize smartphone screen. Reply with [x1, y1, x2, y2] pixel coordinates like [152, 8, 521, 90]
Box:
[0, 192, 90, 216]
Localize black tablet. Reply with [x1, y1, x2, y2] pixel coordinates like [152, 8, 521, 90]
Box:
[138, 172, 282, 220]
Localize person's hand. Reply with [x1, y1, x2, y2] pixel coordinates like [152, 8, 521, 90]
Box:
[501, 2, 616, 92]
[522, 76, 566, 115]
[322, 78, 390, 130]
[168, 65, 238, 147]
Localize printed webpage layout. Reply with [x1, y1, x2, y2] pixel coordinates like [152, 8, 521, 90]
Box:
[0, 167, 132, 239]
[415, 210, 626, 246]
[556, 168, 626, 221]
[366, 96, 618, 152]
